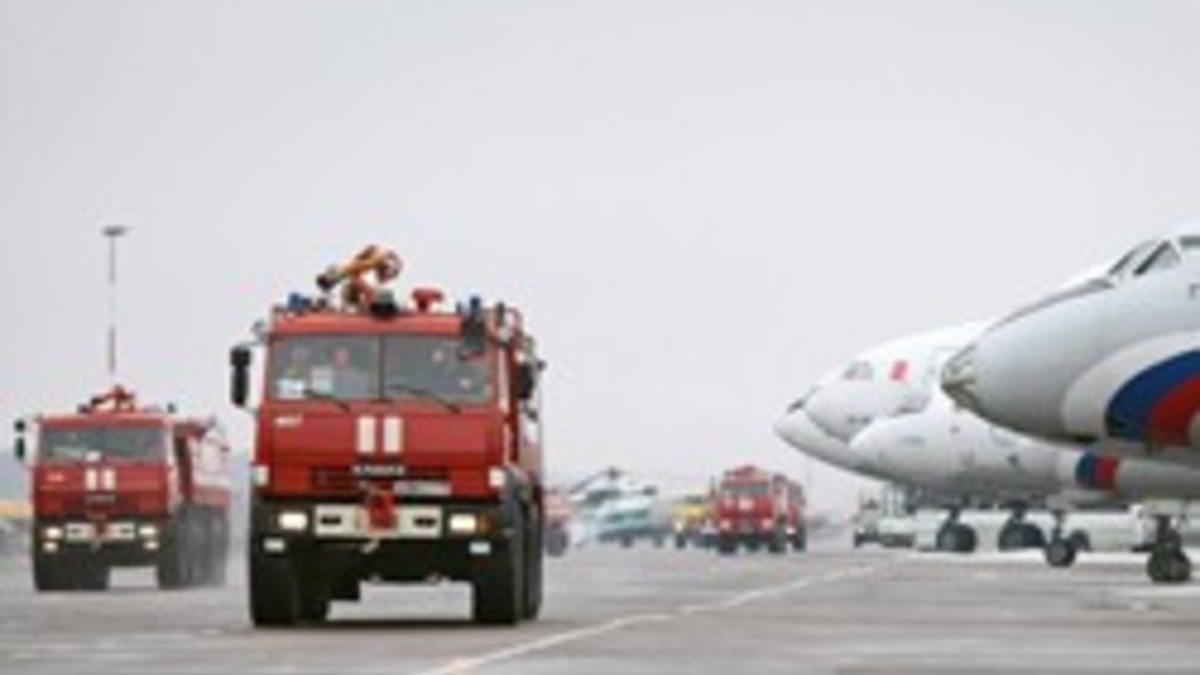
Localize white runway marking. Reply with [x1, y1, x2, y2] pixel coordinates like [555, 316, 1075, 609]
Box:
[410, 562, 891, 675]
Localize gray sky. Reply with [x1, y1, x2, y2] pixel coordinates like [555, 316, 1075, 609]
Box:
[3, 1, 1200, 514]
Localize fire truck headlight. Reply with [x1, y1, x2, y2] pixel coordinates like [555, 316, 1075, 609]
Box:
[448, 514, 479, 534]
[488, 468, 507, 491]
[252, 465, 271, 488]
[278, 511, 309, 532]
[43, 526, 64, 541]
[719, 519, 732, 531]
[761, 518, 774, 530]
[138, 524, 159, 540]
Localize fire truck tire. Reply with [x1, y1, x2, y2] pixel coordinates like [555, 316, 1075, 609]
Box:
[186, 510, 208, 586]
[768, 529, 787, 555]
[33, 557, 70, 591]
[717, 536, 737, 556]
[675, 534, 687, 550]
[544, 527, 569, 557]
[523, 508, 543, 621]
[249, 551, 301, 627]
[473, 510, 526, 625]
[296, 570, 330, 623]
[209, 512, 229, 587]
[158, 512, 195, 589]
[793, 528, 808, 553]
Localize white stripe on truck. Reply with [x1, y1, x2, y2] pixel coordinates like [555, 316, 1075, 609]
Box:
[357, 416, 377, 455]
[383, 417, 404, 455]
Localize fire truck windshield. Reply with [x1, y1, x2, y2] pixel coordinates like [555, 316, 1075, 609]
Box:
[722, 482, 770, 498]
[270, 334, 491, 404]
[40, 426, 166, 462]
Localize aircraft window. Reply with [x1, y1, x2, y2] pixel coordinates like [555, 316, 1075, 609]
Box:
[843, 361, 874, 381]
[1133, 243, 1181, 277]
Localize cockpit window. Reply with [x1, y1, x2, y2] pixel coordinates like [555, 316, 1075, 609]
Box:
[1133, 243, 1181, 277]
[1107, 241, 1157, 278]
[843, 361, 874, 381]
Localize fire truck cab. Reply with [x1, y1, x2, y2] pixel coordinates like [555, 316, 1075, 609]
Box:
[713, 465, 806, 555]
[14, 387, 231, 591]
[232, 247, 546, 626]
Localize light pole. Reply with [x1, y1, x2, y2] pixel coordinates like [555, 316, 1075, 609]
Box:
[102, 225, 130, 382]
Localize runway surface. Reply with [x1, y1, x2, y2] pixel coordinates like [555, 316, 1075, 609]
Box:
[2, 540, 1199, 674]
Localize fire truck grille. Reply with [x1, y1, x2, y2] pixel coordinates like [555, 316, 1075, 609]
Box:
[309, 466, 447, 494]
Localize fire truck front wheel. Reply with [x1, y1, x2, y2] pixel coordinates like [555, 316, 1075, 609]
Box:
[34, 556, 108, 592]
[472, 509, 526, 625]
[249, 550, 300, 627]
[523, 506, 544, 621]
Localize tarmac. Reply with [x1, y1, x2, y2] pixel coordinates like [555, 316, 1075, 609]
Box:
[2, 538, 1199, 674]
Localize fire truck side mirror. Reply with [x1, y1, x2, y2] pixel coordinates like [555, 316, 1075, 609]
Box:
[12, 420, 26, 465]
[515, 363, 537, 401]
[230, 346, 253, 408]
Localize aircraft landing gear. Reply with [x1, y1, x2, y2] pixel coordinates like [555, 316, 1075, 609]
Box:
[1044, 510, 1077, 568]
[1146, 515, 1191, 585]
[935, 508, 977, 554]
[997, 503, 1046, 551]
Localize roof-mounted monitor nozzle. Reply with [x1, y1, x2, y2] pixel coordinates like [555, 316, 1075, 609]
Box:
[317, 245, 404, 312]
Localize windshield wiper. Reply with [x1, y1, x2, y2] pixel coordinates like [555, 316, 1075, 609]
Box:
[302, 387, 353, 413]
[384, 382, 462, 414]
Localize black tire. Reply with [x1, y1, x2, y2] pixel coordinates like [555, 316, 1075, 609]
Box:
[717, 536, 737, 556]
[249, 550, 301, 627]
[33, 556, 69, 592]
[523, 510, 543, 621]
[1044, 538, 1077, 568]
[545, 526, 569, 558]
[296, 569, 330, 624]
[767, 528, 787, 555]
[793, 528, 807, 553]
[999, 523, 1044, 551]
[157, 515, 190, 590]
[210, 512, 229, 587]
[620, 535, 633, 549]
[78, 560, 110, 591]
[937, 524, 977, 554]
[473, 510, 526, 625]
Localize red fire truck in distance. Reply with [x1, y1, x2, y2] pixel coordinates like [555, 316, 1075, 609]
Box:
[231, 246, 546, 626]
[13, 386, 232, 591]
[713, 465, 806, 555]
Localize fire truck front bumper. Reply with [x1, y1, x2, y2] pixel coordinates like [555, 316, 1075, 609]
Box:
[35, 518, 164, 565]
[251, 500, 516, 582]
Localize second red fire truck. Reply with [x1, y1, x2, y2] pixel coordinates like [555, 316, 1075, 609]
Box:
[14, 386, 232, 591]
[713, 465, 806, 555]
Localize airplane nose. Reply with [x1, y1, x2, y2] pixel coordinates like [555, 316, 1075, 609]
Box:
[941, 345, 980, 411]
[774, 404, 865, 472]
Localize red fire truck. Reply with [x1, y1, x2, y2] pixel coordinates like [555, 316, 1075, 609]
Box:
[231, 246, 546, 626]
[14, 386, 231, 591]
[713, 465, 806, 555]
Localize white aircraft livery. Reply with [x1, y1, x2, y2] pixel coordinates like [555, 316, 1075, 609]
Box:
[942, 222, 1200, 451]
[778, 320, 1200, 580]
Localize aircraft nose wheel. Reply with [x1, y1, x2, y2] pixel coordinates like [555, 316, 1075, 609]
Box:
[1148, 550, 1192, 584]
[1044, 538, 1077, 568]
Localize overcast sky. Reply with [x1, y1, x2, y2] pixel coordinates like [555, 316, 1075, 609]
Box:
[3, 1, 1200, 514]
